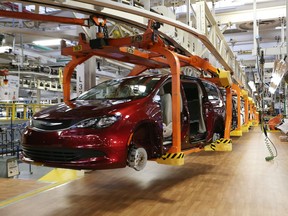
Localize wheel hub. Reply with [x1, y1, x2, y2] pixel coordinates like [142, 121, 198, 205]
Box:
[128, 147, 147, 171]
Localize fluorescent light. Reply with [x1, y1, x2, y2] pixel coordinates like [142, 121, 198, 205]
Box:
[248, 81, 256, 92]
[0, 46, 12, 53]
[32, 39, 62, 46]
[269, 86, 276, 94]
[275, 26, 286, 30]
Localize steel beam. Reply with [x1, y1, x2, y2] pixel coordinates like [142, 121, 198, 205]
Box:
[14, 1, 233, 72]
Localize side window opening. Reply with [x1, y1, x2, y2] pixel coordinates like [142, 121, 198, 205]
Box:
[182, 81, 206, 139]
[158, 81, 183, 140]
[159, 82, 172, 139]
[203, 82, 220, 101]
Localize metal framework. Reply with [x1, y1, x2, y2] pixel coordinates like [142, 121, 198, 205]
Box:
[0, 1, 251, 164]
[4, 0, 245, 87]
[60, 19, 233, 163]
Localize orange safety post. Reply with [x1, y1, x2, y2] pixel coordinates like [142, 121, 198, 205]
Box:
[224, 87, 232, 139]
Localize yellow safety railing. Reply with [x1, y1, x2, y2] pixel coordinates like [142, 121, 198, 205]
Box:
[0, 103, 54, 121]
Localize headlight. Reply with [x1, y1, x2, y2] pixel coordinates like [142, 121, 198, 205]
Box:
[96, 116, 118, 128]
[74, 118, 98, 128]
[73, 115, 120, 129]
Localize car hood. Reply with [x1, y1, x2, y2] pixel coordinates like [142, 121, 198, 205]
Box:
[33, 99, 131, 120]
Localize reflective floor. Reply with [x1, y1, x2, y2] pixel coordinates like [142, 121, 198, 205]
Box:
[1, 126, 288, 216]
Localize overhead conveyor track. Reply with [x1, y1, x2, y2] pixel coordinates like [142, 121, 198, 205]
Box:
[3, 0, 246, 87]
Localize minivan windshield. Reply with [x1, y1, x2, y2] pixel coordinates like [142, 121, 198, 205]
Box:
[77, 76, 161, 100]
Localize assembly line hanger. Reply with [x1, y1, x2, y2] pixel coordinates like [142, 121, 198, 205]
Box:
[0, 2, 253, 165]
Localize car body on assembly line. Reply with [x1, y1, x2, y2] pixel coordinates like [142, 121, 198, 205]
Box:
[21, 74, 226, 171]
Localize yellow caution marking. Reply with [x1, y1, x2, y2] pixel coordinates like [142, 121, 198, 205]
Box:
[39, 168, 84, 183]
[156, 152, 184, 166]
[217, 68, 232, 88]
[0, 168, 84, 208]
[267, 130, 280, 133]
[204, 138, 232, 151]
[242, 124, 249, 132]
[73, 45, 82, 52]
[230, 129, 243, 137]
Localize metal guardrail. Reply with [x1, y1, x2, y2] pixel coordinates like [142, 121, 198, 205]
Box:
[0, 122, 26, 158]
[0, 102, 54, 157]
[0, 103, 53, 121]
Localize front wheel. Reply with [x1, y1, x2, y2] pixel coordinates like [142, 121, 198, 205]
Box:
[127, 146, 147, 171]
[212, 123, 224, 142]
[212, 132, 221, 142]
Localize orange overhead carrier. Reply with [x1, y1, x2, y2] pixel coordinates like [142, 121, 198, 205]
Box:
[0, 10, 91, 27]
[61, 19, 233, 159]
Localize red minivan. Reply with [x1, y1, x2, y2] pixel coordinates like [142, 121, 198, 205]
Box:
[21, 74, 225, 171]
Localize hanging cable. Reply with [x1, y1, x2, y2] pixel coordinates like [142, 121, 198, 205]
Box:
[262, 124, 278, 161]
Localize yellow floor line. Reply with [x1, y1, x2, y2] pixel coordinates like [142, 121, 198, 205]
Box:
[0, 181, 65, 208]
[0, 168, 84, 208]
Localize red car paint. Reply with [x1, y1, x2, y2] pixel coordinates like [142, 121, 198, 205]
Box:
[21, 74, 225, 170]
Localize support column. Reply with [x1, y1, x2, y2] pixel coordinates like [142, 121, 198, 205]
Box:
[84, 57, 96, 91]
[36, 88, 41, 104]
[186, 0, 191, 26]
[253, 0, 259, 56]
[76, 63, 85, 96]
[57, 92, 61, 104]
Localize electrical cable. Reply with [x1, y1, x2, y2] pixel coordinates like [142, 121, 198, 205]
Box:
[262, 123, 278, 161]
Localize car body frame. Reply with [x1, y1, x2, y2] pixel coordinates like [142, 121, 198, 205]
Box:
[21, 74, 226, 170]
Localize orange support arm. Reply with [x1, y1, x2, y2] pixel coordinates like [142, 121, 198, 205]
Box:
[231, 83, 241, 130]
[151, 47, 182, 153]
[63, 55, 92, 102]
[224, 87, 232, 139]
[0, 10, 90, 27]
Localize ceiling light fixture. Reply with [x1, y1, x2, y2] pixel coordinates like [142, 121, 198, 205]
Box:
[0, 46, 12, 53]
[248, 81, 256, 92]
[32, 39, 62, 46]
